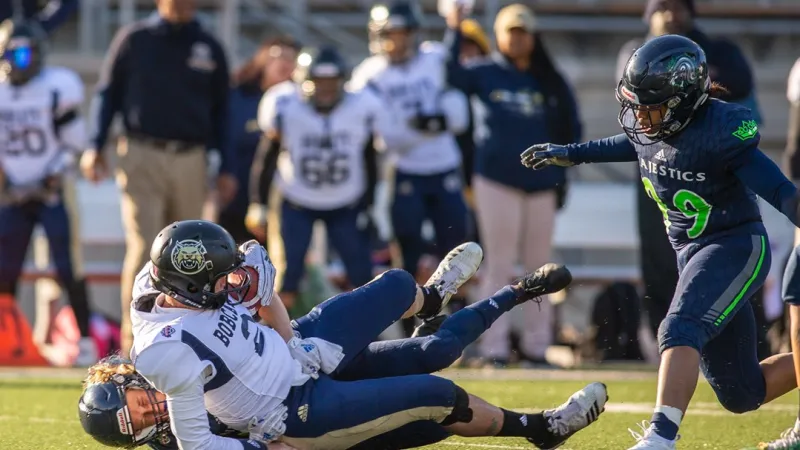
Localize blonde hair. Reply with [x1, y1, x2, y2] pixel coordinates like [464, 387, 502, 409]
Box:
[83, 354, 137, 388]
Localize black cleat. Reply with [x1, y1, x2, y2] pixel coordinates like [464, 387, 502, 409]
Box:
[515, 263, 573, 303]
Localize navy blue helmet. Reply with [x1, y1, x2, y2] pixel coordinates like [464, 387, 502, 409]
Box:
[616, 34, 710, 144]
[78, 359, 170, 448]
[295, 45, 349, 110]
[0, 18, 46, 86]
[368, 0, 423, 56]
[149, 220, 249, 310]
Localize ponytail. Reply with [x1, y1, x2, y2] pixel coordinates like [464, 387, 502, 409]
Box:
[709, 81, 730, 99]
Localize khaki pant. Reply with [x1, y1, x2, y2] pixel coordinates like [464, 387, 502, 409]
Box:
[117, 137, 207, 356]
[473, 175, 557, 360]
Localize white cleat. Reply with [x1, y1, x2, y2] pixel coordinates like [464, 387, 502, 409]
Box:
[422, 242, 483, 317]
[628, 421, 678, 450]
[529, 382, 609, 449]
[73, 337, 99, 368]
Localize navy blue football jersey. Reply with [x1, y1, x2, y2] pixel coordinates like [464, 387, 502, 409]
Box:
[625, 99, 764, 248]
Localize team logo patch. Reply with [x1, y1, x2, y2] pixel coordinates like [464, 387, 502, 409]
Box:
[669, 56, 699, 88]
[116, 408, 132, 435]
[171, 239, 212, 275]
[188, 42, 216, 72]
[732, 120, 758, 141]
[161, 325, 176, 338]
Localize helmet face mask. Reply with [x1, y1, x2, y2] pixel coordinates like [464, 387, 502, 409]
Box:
[616, 35, 710, 145]
[79, 369, 170, 448]
[149, 221, 249, 309]
[295, 47, 348, 112]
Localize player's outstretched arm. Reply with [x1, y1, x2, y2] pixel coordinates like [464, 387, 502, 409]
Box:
[732, 148, 800, 227]
[521, 133, 638, 170]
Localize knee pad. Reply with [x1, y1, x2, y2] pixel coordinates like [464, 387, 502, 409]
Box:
[711, 376, 766, 414]
[441, 385, 473, 426]
[657, 313, 710, 354]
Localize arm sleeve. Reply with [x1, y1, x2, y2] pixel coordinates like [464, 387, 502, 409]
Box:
[136, 344, 267, 450]
[443, 27, 478, 95]
[89, 25, 132, 152]
[37, 0, 79, 33]
[210, 41, 233, 175]
[733, 148, 800, 227]
[53, 69, 87, 152]
[568, 134, 638, 164]
[249, 137, 281, 206]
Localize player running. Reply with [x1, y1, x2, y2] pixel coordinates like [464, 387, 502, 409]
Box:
[349, 1, 471, 317]
[521, 34, 800, 450]
[80, 219, 607, 450]
[247, 45, 404, 309]
[0, 18, 96, 365]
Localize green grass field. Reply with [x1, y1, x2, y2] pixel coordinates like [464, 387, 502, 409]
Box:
[0, 368, 795, 450]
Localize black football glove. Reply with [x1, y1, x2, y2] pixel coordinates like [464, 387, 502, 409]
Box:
[410, 113, 448, 134]
[520, 143, 575, 170]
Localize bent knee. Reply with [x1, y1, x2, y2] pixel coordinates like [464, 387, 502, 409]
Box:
[371, 268, 417, 290]
[716, 388, 764, 414]
[419, 331, 463, 373]
[657, 313, 711, 353]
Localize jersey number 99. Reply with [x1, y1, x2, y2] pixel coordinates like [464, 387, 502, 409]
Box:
[300, 154, 350, 187]
[641, 177, 712, 239]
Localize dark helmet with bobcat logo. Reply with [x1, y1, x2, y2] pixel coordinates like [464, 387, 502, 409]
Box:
[616, 34, 710, 144]
[148, 220, 249, 309]
[0, 19, 46, 86]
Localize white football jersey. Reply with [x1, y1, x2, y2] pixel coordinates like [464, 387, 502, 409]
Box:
[130, 262, 309, 449]
[349, 41, 468, 175]
[258, 84, 395, 210]
[0, 66, 86, 186]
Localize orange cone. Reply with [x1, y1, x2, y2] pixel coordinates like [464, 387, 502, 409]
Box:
[0, 294, 49, 366]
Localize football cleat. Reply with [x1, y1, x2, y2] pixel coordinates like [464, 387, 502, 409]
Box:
[748, 428, 800, 450]
[627, 421, 678, 450]
[411, 314, 447, 338]
[515, 263, 573, 304]
[419, 242, 483, 319]
[529, 382, 608, 449]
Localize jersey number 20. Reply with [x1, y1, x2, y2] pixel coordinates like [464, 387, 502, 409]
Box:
[641, 177, 712, 239]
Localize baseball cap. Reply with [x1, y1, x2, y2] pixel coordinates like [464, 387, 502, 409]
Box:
[460, 19, 490, 55]
[494, 4, 536, 35]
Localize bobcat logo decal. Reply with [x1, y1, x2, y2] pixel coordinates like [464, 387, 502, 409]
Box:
[171, 239, 212, 275]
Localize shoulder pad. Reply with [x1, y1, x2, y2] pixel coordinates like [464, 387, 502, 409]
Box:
[130, 318, 184, 363]
[348, 56, 388, 91]
[44, 67, 85, 108]
[721, 103, 760, 146]
[419, 40, 447, 59]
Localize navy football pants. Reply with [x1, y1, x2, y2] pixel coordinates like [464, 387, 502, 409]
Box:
[280, 201, 373, 293]
[282, 269, 521, 449]
[391, 169, 468, 275]
[0, 200, 91, 336]
[659, 233, 770, 413]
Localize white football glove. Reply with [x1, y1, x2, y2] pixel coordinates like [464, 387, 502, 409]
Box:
[287, 336, 322, 379]
[248, 404, 288, 443]
[238, 240, 277, 315]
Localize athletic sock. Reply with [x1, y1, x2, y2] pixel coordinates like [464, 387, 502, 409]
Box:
[650, 405, 682, 441]
[496, 409, 549, 440]
[416, 286, 443, 319]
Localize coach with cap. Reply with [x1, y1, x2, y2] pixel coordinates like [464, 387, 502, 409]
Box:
[80, 0, 236, 356]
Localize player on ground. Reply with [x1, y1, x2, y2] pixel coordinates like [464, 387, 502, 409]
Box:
[521, 34, 800, 450]
[80, 219, 607, 450]
[246, 45, 399, 309]
[349, 1, 471, 331]
[0, 18, 96, 366]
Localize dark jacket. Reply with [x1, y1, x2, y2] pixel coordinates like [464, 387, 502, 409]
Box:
[91, 16, 233, 174]
[446, 28, 582, 193]
[222, 84, 264, 216]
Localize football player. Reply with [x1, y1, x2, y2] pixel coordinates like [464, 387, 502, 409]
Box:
[0, 18, 96, 365]
[522, 35, 800, 450]
[247, 45, 403, 310]
[349, 1, 471, 324]
[80, 219, 607, 450]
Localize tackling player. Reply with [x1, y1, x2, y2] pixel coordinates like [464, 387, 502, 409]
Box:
[0, 18, 96, 366]
[349, 1, 471, 319]
[246, 45, 397, 310]
[522, 34, 800, 450]
[80, 219, 607, 450]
